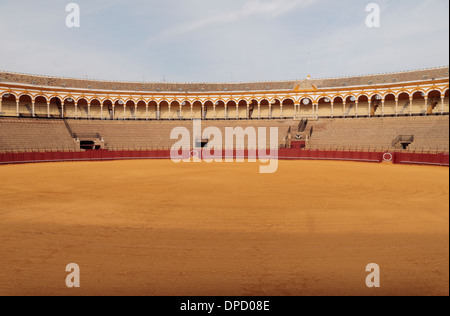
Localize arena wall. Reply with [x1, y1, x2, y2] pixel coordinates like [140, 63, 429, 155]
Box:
[1, 149, 448, 166]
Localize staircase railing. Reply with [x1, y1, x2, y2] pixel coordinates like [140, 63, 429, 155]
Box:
[63, 119, 76, 138]
[298, 119, 308, 132]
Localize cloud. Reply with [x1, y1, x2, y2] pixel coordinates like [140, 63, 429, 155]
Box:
[146, 0, 317, 45]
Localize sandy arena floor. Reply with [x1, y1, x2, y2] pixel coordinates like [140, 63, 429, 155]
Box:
[0, 160, 448, 296]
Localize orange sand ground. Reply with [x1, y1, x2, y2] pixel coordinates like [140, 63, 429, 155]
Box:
[0, 160, 448, 296]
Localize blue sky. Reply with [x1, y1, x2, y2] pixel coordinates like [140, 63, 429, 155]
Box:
[0, 0, 448, 82]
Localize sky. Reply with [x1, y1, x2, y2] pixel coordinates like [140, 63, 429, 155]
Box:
[0, 0, 448, 83]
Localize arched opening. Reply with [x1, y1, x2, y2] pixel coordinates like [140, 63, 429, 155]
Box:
[298, 98, 313, 118]
[192, 101, 202, 119]
[332, 97, 344, 118]
[214, 100, 226, 120]
[136, 101, 147, 120]
[180, 101, 190, 120]
[344, 95, 357, 118]
[412, 91, 426, 116]
[443, 90, 450, 114]
[49, 97, 62, 118]
[282, 99, 295, 119]
[113, 100, 125, 120]
[397, 92, 410, 116]
[271, 99, 281, 119]
[384, 94, 396, 116]
[125, 100, 136, 120]
[259, 99, 270, 119]
[204, 100, 214, 120]
[19, 95, 33, 117]
[226, 100, 237, 120]
[357, 95, 369, 118]
[102, 100, 113, 120]
[317, 97, 331, 118]
[1, 93, 17, 117]
[63, 97, 76, 118]
[427, 90, 441, 115]
[34, 96, 48, 118]
[171, 101, 181, 119]
[148, 101, 158, 120]
[159, 101, 170, 120]
[76, 99, 88, 119]
[243, 100, 253, 120]
[369, 94, 382, 116]
[89, 99, 101, 119]
[76, 98, 88, 119]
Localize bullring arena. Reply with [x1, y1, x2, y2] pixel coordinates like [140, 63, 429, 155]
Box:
[0, 67, 449, 296]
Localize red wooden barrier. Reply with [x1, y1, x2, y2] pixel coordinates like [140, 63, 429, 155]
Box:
[62, 152, 72, 161]
[441, 153, 449, 165]
[291, 141, 306, 149]
[370, 152, 381, 162]
[326, 151, 335, 160]
[361, 152, 370, 161]
[1, 149, 448, 166]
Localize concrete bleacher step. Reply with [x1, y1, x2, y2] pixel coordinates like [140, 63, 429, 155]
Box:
[1, 116, 448, 153]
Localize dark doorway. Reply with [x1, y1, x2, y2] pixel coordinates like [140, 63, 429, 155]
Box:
[80, 140, 95, 150]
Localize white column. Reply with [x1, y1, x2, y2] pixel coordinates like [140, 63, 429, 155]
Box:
[112, 104, 115, 120]
[88, 102, 91, 119]
[395, 98, 398, 116]
[16, 100, 20, 117]
[269, 104, 272, 119]
[424, 97, 428, 116]
[32, 100, 35, 117]
[246, 104, 250, 120]
[168, 105, 171, 120]
[280, 104, 284, 118]
[313, 103, 317, 119]
[146, 104, 149, 120]
[258, 103, 261, 119]
[62, 101, 65, 118]
[123, 104, 126, 120]
[343, 102, 346, 118]
[100, 103, 103, 120]
[368, 100, 371, 117]
[355, 101, 358, 118]
[236, 104, 239, 120]
[409, 97, 413, 116]
[0, 99, 2, 115]
[202, 105, 205, 120]
[441, 96, 445, 115]
[47, 101, 50, 118]
[381, 100, 385, 117]
[298, 102, 301, 118]
[135, 104, 138, 120]
[224, 104, 227, 119]
[190, 105, 193, 120]
[331, 101, 334, 118]
[213, 104, 216, 120]
[157, 104, 160, 120]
